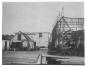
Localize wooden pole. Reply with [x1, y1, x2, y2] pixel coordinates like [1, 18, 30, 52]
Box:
[37, 54, 42, 64]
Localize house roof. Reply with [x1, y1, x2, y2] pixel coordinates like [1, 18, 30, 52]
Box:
[11, 31, 34, 42]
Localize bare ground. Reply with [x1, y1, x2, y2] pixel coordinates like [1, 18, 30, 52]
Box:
[2, 49, 47, 65]
[2, 49, 84, 65]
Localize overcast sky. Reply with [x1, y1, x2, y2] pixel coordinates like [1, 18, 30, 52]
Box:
[2, 2, 84, 34]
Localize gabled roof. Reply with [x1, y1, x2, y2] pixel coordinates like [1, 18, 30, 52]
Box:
[11, 31, 34, 42]
[20, 31, 34, 42]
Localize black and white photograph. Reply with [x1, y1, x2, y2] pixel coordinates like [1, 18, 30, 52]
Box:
[2, 2, 84, 65]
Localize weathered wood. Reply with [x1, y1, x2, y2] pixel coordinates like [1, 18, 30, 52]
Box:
[42, 54, 84, 64]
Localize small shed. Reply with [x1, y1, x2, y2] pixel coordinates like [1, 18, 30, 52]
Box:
[2, 40, 10, 51]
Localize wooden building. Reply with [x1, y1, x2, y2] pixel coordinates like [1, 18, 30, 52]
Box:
[10, 31, 35, 50]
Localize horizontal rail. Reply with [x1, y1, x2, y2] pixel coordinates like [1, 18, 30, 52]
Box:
[36, 54, 84, 64]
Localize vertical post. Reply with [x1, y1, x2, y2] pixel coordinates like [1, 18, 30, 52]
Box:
[62, 7, 64, 17]
[39, 34, 40, 47]
[37, 54, 42, 64]
[4, 41, 7, 51]
[40, 55, 42, 64]
[48, 32, 49, 45]
[39, 33, 42, 47]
